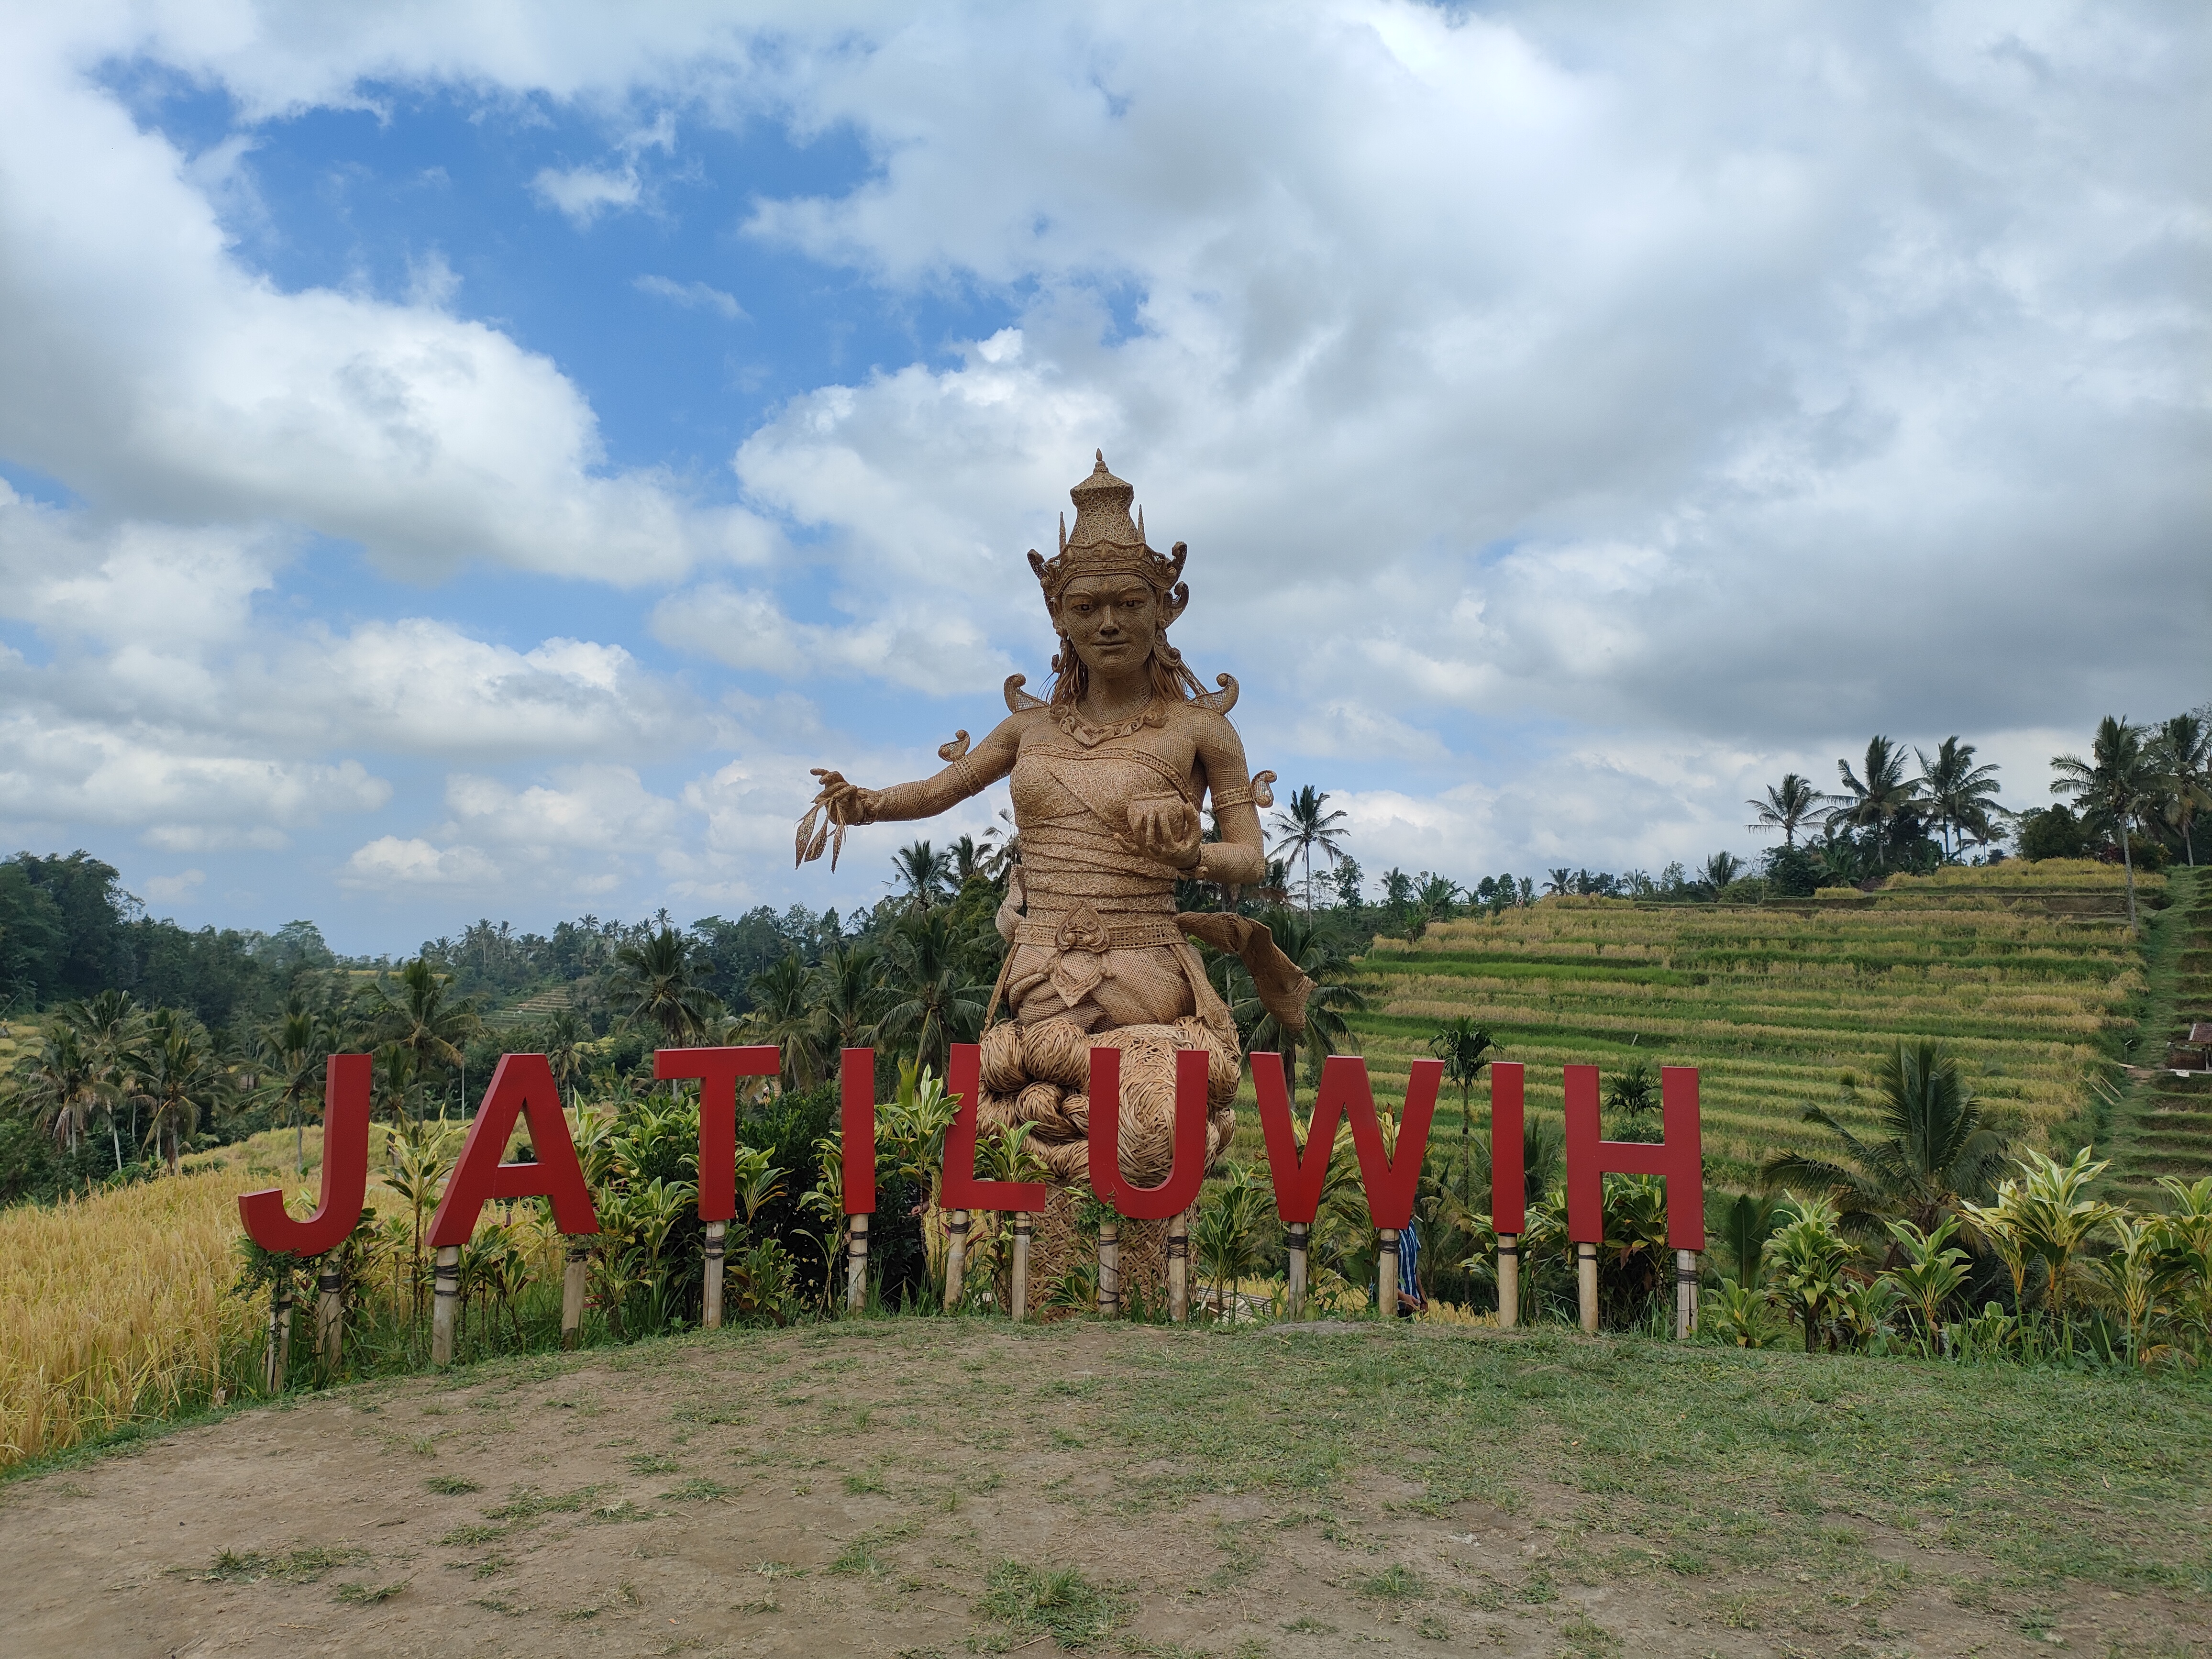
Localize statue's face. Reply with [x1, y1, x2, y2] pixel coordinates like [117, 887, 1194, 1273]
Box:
[1057, 574, 1161, 678]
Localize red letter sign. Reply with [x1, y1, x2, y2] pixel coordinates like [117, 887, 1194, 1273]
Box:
[1490, 1062, 1526, 1234]
[428, 1054, 600, 1246]
[941, 1042, 1049, 1213]
[1323, 1055, 1442, 1230]
[841, 1048, 877, 1215]
[655, 1045, 779, 1222]
[238, 1053, 372, 1256]
[1250, 1051, 1345, 1226]
[1086, 1046, 1209, 1219]
[1564, 1064, 1704, 1249]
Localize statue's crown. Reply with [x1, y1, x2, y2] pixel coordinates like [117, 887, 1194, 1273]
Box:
[1027, 451, 1188, 621]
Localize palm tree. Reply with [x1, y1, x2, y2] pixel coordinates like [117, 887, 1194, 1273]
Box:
[947, 834, 990, 888]
[1747, 773, 1820, 848]
[610, 928, 719, 1045]
[890, 841, 956, 914]
[367, 958, 480, 1120]
[1916, 737, 2005, 859]
[135, 1007, 231, 1173]
[20, 1024, 101, 1152]
[1829, 737, 1923, 868]
[265, 996, 331, 1173]
[2051, 715, 2159, 929]
[1211, 908, 1366, 1105]
[874, 909, 988, 1075]
[812, 941, 885, 1051]
[2149, 712, 2211, 866]
[744, 951, 827, 1089]
[1701, 852, 1744, 893]
[1427, 1017, 1496, 1208]
[1543, 868, 1572, 897]
[1268, 785, 1350, 915]
[1759, 1040, 2009, 1241]
[544, 1009, 590, 1106]
[64, 990, 144, 1170]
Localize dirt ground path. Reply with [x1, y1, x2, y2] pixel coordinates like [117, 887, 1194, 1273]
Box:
[1, 1320, 2203, 1658]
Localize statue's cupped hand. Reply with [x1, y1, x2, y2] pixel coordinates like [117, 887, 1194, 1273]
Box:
[808, 768, 882, 826]
[1127, 796, 1202, 867]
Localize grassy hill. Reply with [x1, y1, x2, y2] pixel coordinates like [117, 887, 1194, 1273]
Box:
[1338, 861, 2158, 1188]
[2105, 864, 2212, 1204]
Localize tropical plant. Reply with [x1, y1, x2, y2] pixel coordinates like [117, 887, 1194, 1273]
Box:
[544, 1009, 590, 1106]
[1715, 1191, 1783, 1287]
[1427, 1017, 1496, 1207]
[1603, 1061, 1659, 1136]
[1764, 1194, 1855, 1353]
[134, 1007, 232, 1173]
[745, 951, 827, 1090]
[812, 941, 885, 1051]
[2090, 1212, 2172, 1364]
[1829, 737, 1924, 867]
[265, 996, 330, 1174]
[610, 928, 719, 1044]
[365, 958, 479, 1117]
[1269, 785, 1350, 914]
[1916, 738, 2005, 859]
[1760, 1041, 2008, 1238]
[1704, 1277, 1772, 1347]
[1992, 1147, 2114, 1321]
[2051, 716, 2158, 928]
[1747, 773, 1821, 848]
[1882, 1217, 1970, 1351]
[2149, 712, 2211, 866]
[1835, 1276, 1902, 1352]
[18, 1023, 102, 1153]
[1192, 1162, 1272, 1323]
[64, 989, 144, 1170]
[1700, 852, 1744, 894]
[874, 909, 988, 1076]
[890, 841, 957, 914]
[1543, 869, 1572, 897]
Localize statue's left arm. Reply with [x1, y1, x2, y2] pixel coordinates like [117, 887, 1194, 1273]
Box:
[1183, 713, 1269, 888]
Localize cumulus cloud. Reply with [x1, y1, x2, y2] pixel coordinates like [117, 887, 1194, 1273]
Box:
[341, 836, 500, 891]
[531, 164, 641, 225]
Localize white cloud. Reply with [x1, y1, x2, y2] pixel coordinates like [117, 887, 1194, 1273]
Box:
[633, 275, 746, 320]
[142, 869, 205, 903]
[531, 164, 641, 225]
[340, 835, 500, 891]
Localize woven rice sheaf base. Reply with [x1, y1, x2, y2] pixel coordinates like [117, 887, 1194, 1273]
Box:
[975, 1015, 1239, 1188]
[1024, 1185, 1167, 1320]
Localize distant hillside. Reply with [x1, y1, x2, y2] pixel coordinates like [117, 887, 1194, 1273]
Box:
[1340, 860, 2158, 1188]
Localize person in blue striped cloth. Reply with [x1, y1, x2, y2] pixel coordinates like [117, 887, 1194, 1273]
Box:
[1395, 1215, 1425, 1316]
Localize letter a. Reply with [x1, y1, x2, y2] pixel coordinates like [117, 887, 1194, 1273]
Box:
[238, 1053, 372, 1256]
[428, 1054, 600, 1246]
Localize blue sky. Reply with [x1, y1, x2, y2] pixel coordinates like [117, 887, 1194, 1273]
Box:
[1, 3, 2204, 955]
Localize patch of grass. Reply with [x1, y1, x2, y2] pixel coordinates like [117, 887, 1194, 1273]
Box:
[194, 1545, 366, 1584]
[974, 1560, 1132, 1650]
[1357, 1563, 1427, 1602]
[439, 1524, 505, 1546]
[662, 1477, 731, 1502]
[830, 1520, 919, 1576]
[424, 1475, 482, 1494]
[470, 1554, 515, 1579]
[1282, 1616, 1336, 1634]
[334, 1578, 409, 1604]
[844, 1470, 886, 1494]
[484, 1484, 597, 1519]
[626, 1451, 681, 1474]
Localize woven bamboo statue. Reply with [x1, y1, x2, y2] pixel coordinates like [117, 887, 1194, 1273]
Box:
[798, 453, 1313, 1192]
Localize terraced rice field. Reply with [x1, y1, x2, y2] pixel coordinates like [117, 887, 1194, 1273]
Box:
[2106, 865, 2212, 1205]
[1338, 862, 2155, 1187]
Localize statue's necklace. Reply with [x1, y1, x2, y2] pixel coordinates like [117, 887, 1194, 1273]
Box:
[1055, 697, 1164, 749]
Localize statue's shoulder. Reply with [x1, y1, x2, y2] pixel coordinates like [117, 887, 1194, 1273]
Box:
[1165, 695, 1243, 748]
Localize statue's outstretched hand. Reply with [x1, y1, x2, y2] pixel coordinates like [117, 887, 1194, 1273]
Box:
[796, 769, 882, 869]
[1128, 796, 1203, 869]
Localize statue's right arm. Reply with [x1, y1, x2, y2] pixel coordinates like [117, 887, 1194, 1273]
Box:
[811, 712, 1029, 825]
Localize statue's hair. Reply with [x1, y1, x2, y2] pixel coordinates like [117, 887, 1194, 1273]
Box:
[1048, 635, 1207, 708]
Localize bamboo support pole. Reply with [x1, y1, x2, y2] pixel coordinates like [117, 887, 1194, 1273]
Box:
[1576, 1242, 1599, 1334]
[1097, 1220, 1120, 1317]
[1675, 1249, 1699, 1339]
[943, 1210, 970, 1313]
[1378, 1229, 1400, 1321]
[431, 1245, 461, 1365]
[561, 1241, 587, 1349]
[264, 1269, 294, 1392]
[316, 1262, 343, 1371]
[702, 1221, 727, 1330]
[1167, 1208, 1189, 1324]
[1009, 1213, 1030, 1322]
[1286, 1222, 1308, 1321]
[1495, 1233, 1520, 1330]
[846, 1215, 870, 1314]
